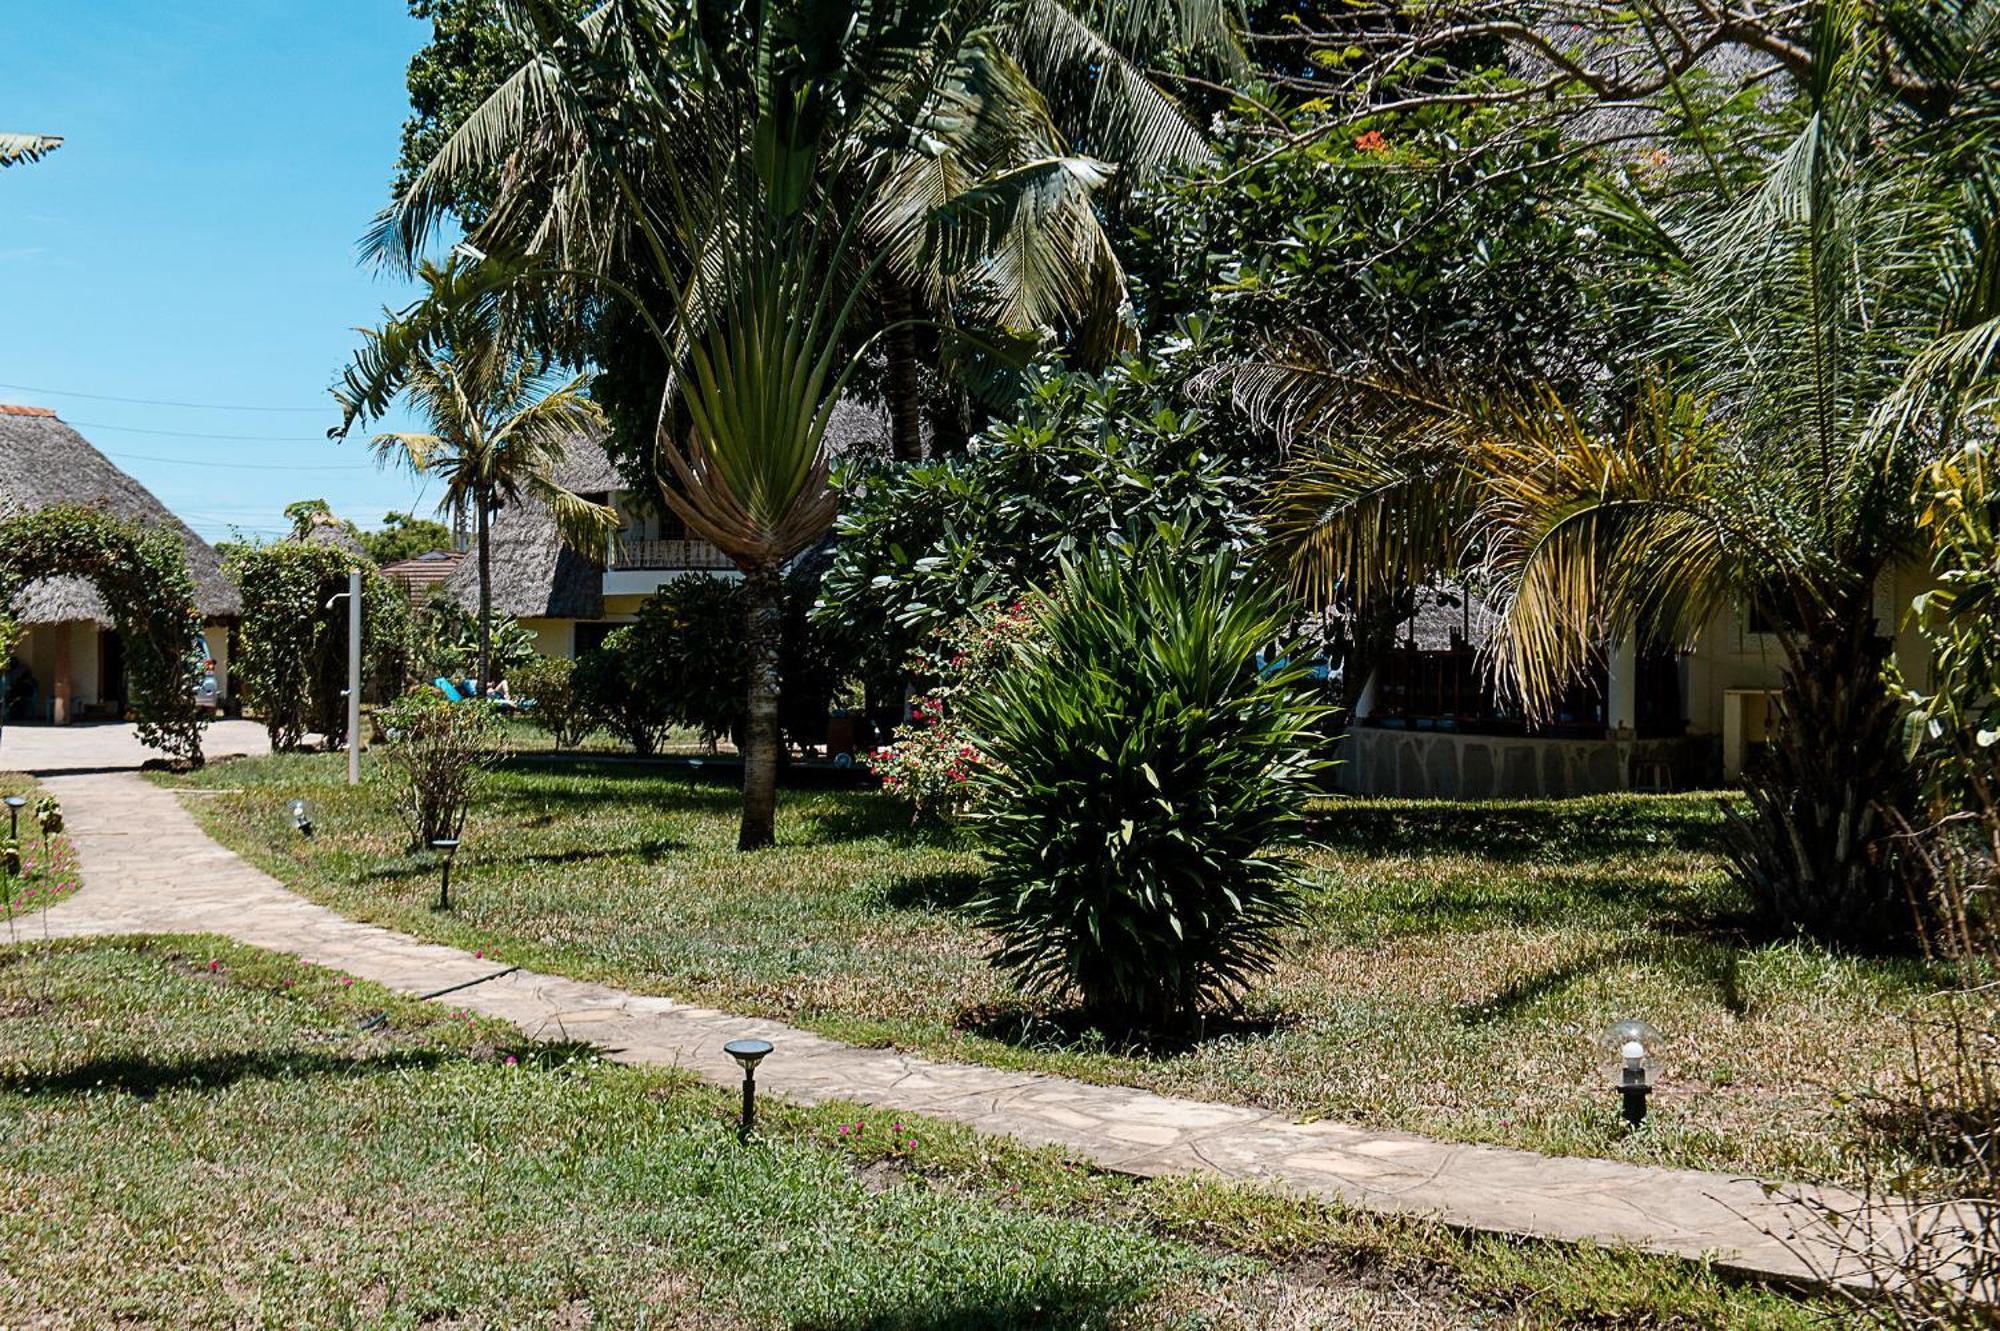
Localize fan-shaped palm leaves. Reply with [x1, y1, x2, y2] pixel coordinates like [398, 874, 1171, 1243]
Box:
[332, 257, 617, 698]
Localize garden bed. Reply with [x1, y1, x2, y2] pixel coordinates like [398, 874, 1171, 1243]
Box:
[0, 934, 1840, 1328]
[162, 753, 1957, 1191]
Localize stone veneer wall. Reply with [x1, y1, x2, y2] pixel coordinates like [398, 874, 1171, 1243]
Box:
[1335, 727, 1705, 799]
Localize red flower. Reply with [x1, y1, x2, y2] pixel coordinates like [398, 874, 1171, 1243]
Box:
[1354, 129, 1388, 153]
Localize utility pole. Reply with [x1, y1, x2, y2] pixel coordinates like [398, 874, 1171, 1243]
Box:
[347, 567, 362, 786]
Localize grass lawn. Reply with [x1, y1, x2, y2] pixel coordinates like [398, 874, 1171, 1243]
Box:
[0, 771, 77, 921]
[165, 752, 1955, 1191]
[0, 935, 1842, 1328]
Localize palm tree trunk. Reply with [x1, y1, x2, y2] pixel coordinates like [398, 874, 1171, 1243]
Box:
[1721, 603, 1918, 948]
[476, 488, 492, 698]
[737, 560, 783, 851]
[879, 281, 924, 463]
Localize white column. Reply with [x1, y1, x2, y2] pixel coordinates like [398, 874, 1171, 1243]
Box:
[347, 567, 362, 786]
[1607, 636, 1637, 735]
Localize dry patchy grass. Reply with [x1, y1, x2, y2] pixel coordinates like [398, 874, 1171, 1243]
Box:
[165, 753, 1957, 1190]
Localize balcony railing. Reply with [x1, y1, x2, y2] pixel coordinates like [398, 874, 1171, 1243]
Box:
[611, 537, 736, 571]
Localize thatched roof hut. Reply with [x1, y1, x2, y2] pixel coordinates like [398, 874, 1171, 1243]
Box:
[0, 404, 241, 625]
[445, 400, 892, 620]
[443, 430, 624, 620]
[294, 511, 370, 560]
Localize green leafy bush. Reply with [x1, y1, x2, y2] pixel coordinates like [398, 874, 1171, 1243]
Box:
[572, 629, 675, 757]
[609, 572, 847, 754]
[375, 689, 500, 849]
[233, 543, 412, 752]
[511, 654, 595, 750]
[964, 543, 1328, 1032]
[815, 357, 1265, 685]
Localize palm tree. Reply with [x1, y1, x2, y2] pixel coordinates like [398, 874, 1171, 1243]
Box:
[363, 0, 1238, 847]
[369, 0, 1241, 458]
[1256, 1, 2000, 945]
[332, 257, 617, 698]
[0, 134, 61, 168]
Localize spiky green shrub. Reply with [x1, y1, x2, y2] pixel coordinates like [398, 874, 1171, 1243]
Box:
[963, 544, 1328, 1032]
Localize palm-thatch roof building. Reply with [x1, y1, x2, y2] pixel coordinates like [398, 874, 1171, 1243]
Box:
[446, 400, 891, 658]
[0, 404, 240, 724]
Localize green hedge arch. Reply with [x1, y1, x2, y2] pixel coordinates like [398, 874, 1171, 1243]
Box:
[0, 504, 207, 764]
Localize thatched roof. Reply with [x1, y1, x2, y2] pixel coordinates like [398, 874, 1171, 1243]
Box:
[0, 404, 242, 625]
[442, 431, 621, 620]
[295, 512, 369, 559]
[447, 401, 892, 620]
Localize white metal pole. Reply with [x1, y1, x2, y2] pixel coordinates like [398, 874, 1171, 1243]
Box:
[347, 567, 362, 787]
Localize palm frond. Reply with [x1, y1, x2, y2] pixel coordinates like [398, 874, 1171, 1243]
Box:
[0, 133, 62, 168]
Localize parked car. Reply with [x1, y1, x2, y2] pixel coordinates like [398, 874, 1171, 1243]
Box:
[193, 632, 221, 711]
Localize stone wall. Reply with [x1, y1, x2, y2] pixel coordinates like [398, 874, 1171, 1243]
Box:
[1335, 727, 1707, 799]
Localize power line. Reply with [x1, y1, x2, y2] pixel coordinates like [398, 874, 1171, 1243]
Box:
[0, 380, 328, 413]
[104, 450, 370, 473]
[69, 418, 339, 443]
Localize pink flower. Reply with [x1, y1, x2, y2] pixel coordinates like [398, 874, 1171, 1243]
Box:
[339, 976, 354, 987]
[504, 1054, 519, 1067]
[475, 950, 484, 959]
[837, 1124, 851, 1135]
[906, 1138, 917, 1149]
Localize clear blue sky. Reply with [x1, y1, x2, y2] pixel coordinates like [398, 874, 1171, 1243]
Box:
[1, 2, 450, 543]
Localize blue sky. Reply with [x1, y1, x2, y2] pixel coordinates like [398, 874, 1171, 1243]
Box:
[1, 2, 450, 543]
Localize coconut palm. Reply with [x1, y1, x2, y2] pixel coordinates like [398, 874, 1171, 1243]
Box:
[0, 134, 61, 168]
[368, 0, 1241, 457]
[1254, 0, 2000, 945]
[332, 257, 617, 699]
[363, 0, 1237, 847]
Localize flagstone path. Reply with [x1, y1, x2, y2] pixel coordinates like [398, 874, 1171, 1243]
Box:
[6, 722, 1885, 1287]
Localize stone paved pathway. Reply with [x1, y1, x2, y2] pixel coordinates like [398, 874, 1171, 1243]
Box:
[5, 723, 1881, 1287]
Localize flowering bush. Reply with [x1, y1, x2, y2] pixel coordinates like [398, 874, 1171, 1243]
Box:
[866, 597, 1044, 822]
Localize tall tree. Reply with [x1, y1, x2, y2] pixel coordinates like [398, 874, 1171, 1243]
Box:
[332, 257, 617, 696]
[380, 0, 1062, 849]
[379, 0, 1241, 459]
[1258, 1, 2000, 945]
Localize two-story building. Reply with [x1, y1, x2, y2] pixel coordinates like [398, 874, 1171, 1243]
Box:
[448, 404, 889, 657]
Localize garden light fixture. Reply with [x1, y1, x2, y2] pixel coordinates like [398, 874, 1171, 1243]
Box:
[289, 799, 313, 838]
[1603, 1019, 1658, 1127]
[3, 794, 24, 842]
[429, 838, 461, 911]
[724, 1038, 773, 1137]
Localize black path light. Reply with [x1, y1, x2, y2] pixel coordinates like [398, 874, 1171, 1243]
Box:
[1, 794, 22, 879]
[724, 1038, 774, 1138]
[1604, 1019, 1659, 1127]
[429, 838, 461, 911]
[288, 799, 314, 838]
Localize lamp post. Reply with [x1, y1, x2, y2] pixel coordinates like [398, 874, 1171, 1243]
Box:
[430, 838, 461, 911]
[724, 1038, 773, 1138]
[324, 568, 361, 787]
